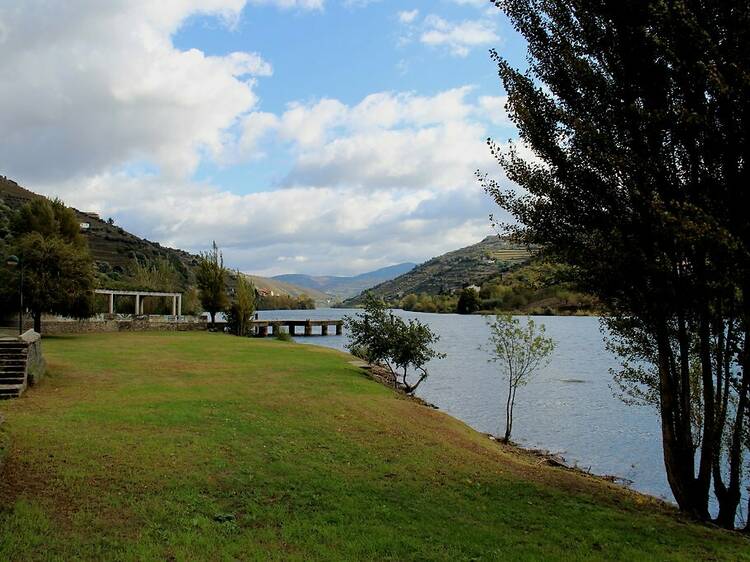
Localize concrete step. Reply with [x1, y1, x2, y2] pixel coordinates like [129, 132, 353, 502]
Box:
[0, 363, 27, 369]
[0, 384, 24, 399]
[0, 378, 25, 385]
[0, 342, 28, 349]
[0, 352, 28, 358]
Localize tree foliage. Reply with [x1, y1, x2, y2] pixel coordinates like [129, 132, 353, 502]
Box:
[12, 197, 83, 246]
[483, 0, 750, 527]
[345, 293, 445, 395]
[128, 258, 182, 293]
[456, 287, 481, 315]
[15, 232, 94, 332]
[196, 241, 228, 327]
[225, 273, 255, 337]
[3, 198, 95, 332]
[484, 314, 555, 443]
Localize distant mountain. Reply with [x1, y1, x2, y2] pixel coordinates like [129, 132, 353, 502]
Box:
[245, 275, 330, 302]
[0, 175, 326, 301]
[273, 262, 416, 300]
[344, 236, 532, 305]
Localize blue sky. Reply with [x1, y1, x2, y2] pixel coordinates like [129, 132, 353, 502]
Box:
[0, 0, 526, 276]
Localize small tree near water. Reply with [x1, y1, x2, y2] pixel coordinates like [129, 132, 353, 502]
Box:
[345, 293, 445, 395]
[485, 314, 555, 443]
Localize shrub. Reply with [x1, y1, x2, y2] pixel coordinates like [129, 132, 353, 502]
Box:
[275, 331, 293, 342]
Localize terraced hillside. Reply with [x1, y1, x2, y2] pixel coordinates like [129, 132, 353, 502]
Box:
[346, 236, 532, 304]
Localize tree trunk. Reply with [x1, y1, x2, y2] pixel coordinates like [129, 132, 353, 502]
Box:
[210, 311, 216, 329]
[715, 326, 750, 528]
[33, 310, 41, 333]
[656, 326, 708, 520]
[696, 305, 716, 519]
[503, 378, 513, 443]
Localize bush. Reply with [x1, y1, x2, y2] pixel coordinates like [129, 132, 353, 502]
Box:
[275, 331, 293, 342]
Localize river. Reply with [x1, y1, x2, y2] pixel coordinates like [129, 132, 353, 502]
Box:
[258, 307, 746, 518]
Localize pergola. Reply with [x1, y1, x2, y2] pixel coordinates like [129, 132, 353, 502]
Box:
[95, 289, 182, 317]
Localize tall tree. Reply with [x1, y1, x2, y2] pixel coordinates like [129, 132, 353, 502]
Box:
[7, 198, 95, 332]
[226, 272, 255, 337]
[15, 233, 95, 332]
[483, 1, 749, 527]
[196, 241, 228, 328]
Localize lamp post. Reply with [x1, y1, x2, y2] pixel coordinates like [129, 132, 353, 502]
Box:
[5, 255, 22, 334]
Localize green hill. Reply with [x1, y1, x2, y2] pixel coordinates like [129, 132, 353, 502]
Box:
[345, 236, 531, 305]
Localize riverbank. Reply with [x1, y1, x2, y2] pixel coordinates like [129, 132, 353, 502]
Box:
[0, 332, 747, 560]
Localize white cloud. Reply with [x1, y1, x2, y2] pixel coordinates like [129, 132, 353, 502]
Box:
[398, 9, 419, 24]
[36, 171, 499, 276]
[420, 15, 499, 57]
[0, 1, 278, 182]
[30, 85, 508, 274]
[235, 87, 496, 192]
[0, 1, 514, 275]
[249, 0, 324, 9]
[477, 95, 512, 127]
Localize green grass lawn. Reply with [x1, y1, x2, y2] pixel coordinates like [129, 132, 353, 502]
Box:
[0, 332, 747, 561]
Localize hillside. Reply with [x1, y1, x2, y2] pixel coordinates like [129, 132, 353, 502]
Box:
[0, 176, 322, 301]
[273, 262, 416, 300]
[345, 236, 531, 304]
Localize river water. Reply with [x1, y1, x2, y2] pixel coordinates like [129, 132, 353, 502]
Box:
[258, 307, 746, 516]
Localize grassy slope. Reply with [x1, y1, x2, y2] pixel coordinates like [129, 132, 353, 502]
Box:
[0, 333, 747, 561]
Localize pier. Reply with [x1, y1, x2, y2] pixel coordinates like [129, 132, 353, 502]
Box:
[251, 319, 343, 337]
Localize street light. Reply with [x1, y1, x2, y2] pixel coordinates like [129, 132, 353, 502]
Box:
[5, 255, 23, 334]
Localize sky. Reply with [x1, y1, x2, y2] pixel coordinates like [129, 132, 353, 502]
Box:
[0, 0, 528, 276]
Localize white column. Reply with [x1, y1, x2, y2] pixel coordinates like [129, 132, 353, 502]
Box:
[134, 294, 140, 316]
[177, 294, 182, 318]
[140, 296, 145, 315]
[108, 293, 114, 314]
[172, 295, 177, 316]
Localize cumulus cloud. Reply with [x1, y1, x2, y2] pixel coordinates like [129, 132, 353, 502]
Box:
[235, 87, 497, 192]
[398, 9, 419, 24]
[0, 1, 277, 182]
[34, 169, 500, 276]
[420, 15, 499, 57]
[0, 1, 514, 275]
[31, 85, 509, 274]
[397, 9, 500, 57]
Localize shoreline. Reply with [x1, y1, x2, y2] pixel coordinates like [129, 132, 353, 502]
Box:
[348, 353, 673, 509]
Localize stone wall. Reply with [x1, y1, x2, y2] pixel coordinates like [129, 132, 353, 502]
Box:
[29, 317, 209, 335]
[20, 330, 46, 385]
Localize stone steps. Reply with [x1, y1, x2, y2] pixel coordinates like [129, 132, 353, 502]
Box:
[0, 341, 29, 398]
